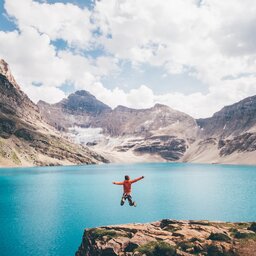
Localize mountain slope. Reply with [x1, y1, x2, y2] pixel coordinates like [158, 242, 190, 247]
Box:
[38, 90, 111, 131]
[197, 95, 256, 138]
[91, 103, 198, 138]
[181, 96, 256, 164]
[0, 59, 107, 167]
[38, 95, 199, 162]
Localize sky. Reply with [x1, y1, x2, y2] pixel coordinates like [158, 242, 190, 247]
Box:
[0, 0, 256, 118]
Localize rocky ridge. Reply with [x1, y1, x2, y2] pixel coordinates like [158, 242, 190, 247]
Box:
[182, 96, 256, 164]
[76, 219, 256, 256]
[38, 89, 256, 164]
[38, 90, 111, 131]
[197, 96, 256, 138]
[38, 95, 199, 162]
[0, 59, 107, 166]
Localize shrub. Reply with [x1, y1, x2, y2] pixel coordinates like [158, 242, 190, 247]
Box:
[189, 237, 203, 243]
[178, 241, 194, 251]
[137, 241, 176, 256]
[90, 229, 118, 240]
[248, 223, 256, 233]
[207, 244, 233, 256]
[234, 231, 256, 239]
[208, 233, 231, 242]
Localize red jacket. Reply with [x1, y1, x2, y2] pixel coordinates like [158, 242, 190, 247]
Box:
[113, 177, 143, 194]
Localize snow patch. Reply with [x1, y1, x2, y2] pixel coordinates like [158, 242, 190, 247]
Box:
[67, 126, 104, 145]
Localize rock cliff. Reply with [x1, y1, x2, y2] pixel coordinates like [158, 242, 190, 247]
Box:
[38, 96, 199, 162]
[197, 96, 256, 138]
[0, 59, 108, 166]
[38, 90, 111, 131]
[181, 96, 256, 165]
[92, 104, 198, 138]
[76, 219, 256, 256]
[38, 89, 256, 164]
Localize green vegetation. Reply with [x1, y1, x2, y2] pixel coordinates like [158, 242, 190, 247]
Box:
[178, 241, 194, 251]
[136, 241, 176, 256]
[229, 228, 256, 239]
[236, 222, 250, 229]
[207, 244, 233, 256]
[234, 231, 256, 239]
[90, 229, 118, 240]
[0, 139, 7, 157]
[11, 151, 21, 164]
[189, 237, 203, 243]
[164, 225, 181, 232]
[208, 232, 231, 242]
[0, 139, 21, 164]
[248, 222, 256, 232]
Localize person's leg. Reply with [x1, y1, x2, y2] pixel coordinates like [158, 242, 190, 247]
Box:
[120, 193, 126, 206]
[127, 195, 136, 206]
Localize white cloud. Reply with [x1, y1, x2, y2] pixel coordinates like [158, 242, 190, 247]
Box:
[0, 26, 68, 88]
[94, 0, 256, 81]
[4, 0, 93, 48]
[23, 84, 66, 104]
[92, 0, 256, 116]
[0, 0, 256, 118]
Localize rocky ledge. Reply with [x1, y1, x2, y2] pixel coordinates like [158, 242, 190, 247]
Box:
[76, 220, 256, 256]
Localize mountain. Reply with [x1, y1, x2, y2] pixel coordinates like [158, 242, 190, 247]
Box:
[38, 90, 111, 131]
[76, 220, 256, 256]
[0, 59, 41, 122]
[60, 90, 111, 115]
[2, 59, 254, 166]
[38, 94, 199, 162]
[182, 96, 256, 164]
[91, 103, 197, 138]
[197, 95, 256, 138]
[38, 87, 256, 164]
[0, 59, 107, 167]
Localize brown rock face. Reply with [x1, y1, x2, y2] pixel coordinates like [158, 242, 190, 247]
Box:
[38, 89, 256, 164]
[76, 220, 256, 256]
[197, 95, 256, 138]
[91, 104, 198, 138]
[0, 59, 20, 90]
[0, 60, 41, 122]
[38, 97, 199, 162]
[0, 59, 108, 166]
[219, 133, 256, 156]
[38, 90, 111, 131]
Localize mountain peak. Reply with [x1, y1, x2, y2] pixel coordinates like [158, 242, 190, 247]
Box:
[59, 90, 111, 115]
[0, 59, 20, 89]
[114, 105, 134, 112]
[74, 90, 95, 98]
[153, 103, 169, 109]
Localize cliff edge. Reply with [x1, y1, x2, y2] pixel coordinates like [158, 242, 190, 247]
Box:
[76, 219, 256, 256]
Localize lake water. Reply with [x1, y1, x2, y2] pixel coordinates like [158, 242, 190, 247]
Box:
[0, 163, 256, 255]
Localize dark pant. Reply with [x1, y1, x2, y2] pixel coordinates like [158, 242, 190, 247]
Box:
[120, 193, 134, 206]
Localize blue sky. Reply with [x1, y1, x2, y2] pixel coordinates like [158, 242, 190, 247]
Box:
[0, 0, 256, 118]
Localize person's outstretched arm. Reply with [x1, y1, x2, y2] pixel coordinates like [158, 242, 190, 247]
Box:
[131, 176, 144, 183]
[112, 181, 124, 185]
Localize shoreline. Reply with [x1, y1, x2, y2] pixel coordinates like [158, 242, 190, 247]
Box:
[1, 160, 256, 169]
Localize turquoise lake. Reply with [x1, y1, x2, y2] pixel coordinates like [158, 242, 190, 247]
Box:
[0, 163, 256, 255]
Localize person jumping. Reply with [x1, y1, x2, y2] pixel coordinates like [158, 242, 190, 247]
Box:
[112, 175, 144, 207]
